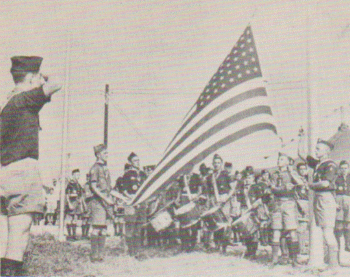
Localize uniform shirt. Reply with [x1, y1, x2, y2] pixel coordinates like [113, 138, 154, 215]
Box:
[89, 160, 112, 199]
[235, 181, 268, 210]
[307, 156, 337, 192]
[178, 173, 203, 194]
[115, 176, 124, 193]
[0, 87, 51, 166]
[122, 167, 147, 195]
[249, 182, 267, 202]
[293, 174, 309, 200]
[334, 174, 350, 196]
[206, 170, 231, 196]
[271, 170, 297, 199]
[66, 180, 84, 198]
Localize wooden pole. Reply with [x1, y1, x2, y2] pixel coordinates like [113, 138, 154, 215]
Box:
[59, 33, 71, 242]
[306, 1, 325, 267]
[104, 84, 109, 147]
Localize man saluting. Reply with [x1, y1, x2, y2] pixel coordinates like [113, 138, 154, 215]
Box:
[0, 56, 61, 276]
[299, 135, 340, 268]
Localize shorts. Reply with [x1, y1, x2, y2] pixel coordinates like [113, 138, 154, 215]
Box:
[90, 198, 112, 226]
[271, 199, 298, 231]
[314, 192, 336, 228]
[0, 158, 44, 216]
[336, 195, 350, 222]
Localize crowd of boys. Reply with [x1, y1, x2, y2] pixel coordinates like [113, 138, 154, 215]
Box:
[1, 56, 350, 276]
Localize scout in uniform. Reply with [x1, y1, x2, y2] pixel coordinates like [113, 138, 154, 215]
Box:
[88, 144, 115, 262]
[81, 174, 92, 239]
[334, 160, 350, 252]
[251, 174, 271, 247]
[235, 168, 258, 258]
[295, 162, 309, 217]
[175, 172, 205, 252]
[112, 164, 130, 237]
[299, 137, 339, 268]
[65, 169, 85, 240]
[0, 56, 61, 276]
[205, 154, 235, 253]
[122, 152, 148, 258]
[235, 167, 266, 258]
[269, 153, 302, 268]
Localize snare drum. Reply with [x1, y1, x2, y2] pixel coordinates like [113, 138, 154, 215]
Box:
[201, 206, 228, 231]
[175, 202, 205, 229]
[150, 207, 174, 232]
[233, 211, 259, 236]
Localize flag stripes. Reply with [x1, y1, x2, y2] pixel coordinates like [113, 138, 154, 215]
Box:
[131, 25, 278, 205]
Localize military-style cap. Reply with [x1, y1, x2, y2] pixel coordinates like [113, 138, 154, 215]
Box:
[242, 166, 254, 178]
[317, 138, 334, 150]
[72, 169, 80, 174]
[213, 153, 223, 161]
[10, 56, 43, 74]
[128, 152, 138, 162]
[94, 144, 107, 155]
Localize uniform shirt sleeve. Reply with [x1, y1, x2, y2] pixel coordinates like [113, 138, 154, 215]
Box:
[90, 165, 99, 185]
[223, 175, 232, 194]
[12, 86, 51, 112]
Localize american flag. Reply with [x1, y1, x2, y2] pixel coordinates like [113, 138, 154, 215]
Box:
[132, 25, 277, 205]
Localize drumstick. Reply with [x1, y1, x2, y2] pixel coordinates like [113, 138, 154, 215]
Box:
[231, 198, 262, 226]
[184, 174, 194, 201]
[110, 190, 132, 204]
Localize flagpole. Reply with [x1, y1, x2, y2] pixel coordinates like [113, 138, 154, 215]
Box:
[306, 1, 324, 267]
[59, 32, 72, 242]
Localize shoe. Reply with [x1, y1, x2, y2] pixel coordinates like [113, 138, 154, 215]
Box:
[268, 261, 279, 269]
[90, 253, 101, 263]
[291, 259, 303, 268]
[279, 256, 289, 265]
[134, 252, 148, 261]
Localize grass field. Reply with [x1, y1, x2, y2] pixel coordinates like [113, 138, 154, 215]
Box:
[20, 230, 350, 277]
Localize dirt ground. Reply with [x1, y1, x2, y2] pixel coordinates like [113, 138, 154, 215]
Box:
[21, 225, 350, 277]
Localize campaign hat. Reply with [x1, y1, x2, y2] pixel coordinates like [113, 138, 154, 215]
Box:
[128, 152, 138, 162]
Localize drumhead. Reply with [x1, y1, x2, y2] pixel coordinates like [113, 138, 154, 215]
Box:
[150, 210, 173, 232]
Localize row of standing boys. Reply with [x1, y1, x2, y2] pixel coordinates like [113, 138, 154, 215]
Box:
[64, 138, 350, 268]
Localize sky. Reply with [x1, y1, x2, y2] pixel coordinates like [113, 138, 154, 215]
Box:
[1, 0, 350, 185]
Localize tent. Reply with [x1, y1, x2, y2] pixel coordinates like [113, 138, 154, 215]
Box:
[329, 123, 350, 164]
